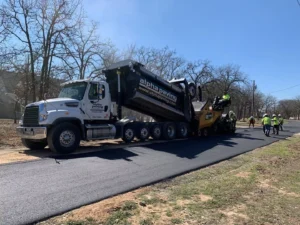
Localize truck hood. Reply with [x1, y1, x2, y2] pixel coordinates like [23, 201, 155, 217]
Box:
[27, 98, 79, 111]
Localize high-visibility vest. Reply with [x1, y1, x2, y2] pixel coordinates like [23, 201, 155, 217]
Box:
[222, 94, 230, 100]
[262, 117, 271, 125]
[272, 117, 279, 125]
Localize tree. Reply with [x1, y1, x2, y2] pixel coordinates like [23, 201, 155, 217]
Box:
[1, 0, 39, 101]
[35, 0, 82, 99]
[262, 95, 277, 114]
[278, 99, 295, 119]
[123, 45, 185, 80]
[213, 64, 247, 93]
[184, 60, 214, 100]
[0, 0, 83, 100]
[61, 21, 114, 80]
[294, 96, 300, 120]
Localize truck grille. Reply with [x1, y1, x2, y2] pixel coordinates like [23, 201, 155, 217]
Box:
[23, 106, 39, 126]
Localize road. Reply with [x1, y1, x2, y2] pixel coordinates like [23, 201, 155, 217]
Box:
[1, 122, 300, 225]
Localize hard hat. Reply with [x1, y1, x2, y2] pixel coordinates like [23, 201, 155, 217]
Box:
[272, 114, 276, 117]
[278, 114, 281, 117]
[263, 113, 267, 117]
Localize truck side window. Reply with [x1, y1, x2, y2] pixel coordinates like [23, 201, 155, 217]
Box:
[88, 84, 106, 100]
[99, 84, 105, 100]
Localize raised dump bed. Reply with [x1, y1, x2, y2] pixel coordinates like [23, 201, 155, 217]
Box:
[104, 60, 194, 122]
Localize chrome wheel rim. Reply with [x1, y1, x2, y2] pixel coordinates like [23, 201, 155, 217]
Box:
[59, 130, 75, 147]
[167, 126, 175, 138]
[125, 128, 134, 140]
[140, 128, 149, 139]
[154, 127, 161, 137]
[180, 125, 187, 137]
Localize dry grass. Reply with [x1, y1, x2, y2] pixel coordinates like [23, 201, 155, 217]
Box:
[0, 119, 22, 148]
[38, 134, 300, 225]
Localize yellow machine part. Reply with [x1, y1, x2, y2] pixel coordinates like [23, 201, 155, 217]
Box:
[196, 102, 223, 131]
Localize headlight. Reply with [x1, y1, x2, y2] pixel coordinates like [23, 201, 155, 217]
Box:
[19, 114, 24, 125]
[39, 114, 48, 122]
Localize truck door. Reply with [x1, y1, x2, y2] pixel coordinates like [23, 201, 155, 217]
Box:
[84, 82, 110, 120]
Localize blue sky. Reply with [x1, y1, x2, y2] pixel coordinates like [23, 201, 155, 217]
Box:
[83, 0, 300, 100]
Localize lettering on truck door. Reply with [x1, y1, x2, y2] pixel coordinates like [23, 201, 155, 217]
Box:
[84, 83, 110, 120]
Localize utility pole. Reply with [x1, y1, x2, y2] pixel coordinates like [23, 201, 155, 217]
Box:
[252, 80, 256, 117]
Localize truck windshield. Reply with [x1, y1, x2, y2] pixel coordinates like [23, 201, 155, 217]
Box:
[58, 82, 87, 100]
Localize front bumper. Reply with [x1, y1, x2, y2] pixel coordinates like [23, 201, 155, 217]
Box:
[16, 126, 47, 140]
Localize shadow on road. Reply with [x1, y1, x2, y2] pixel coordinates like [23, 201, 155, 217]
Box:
[20, 128, 297, 163]
[46, 132, 272, 162]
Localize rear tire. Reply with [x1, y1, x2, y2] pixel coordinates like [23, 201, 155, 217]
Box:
[47, 122, 80, 154]
[136, 125, 150, 141]
[151, 124, 162, 140]
[163, 122, 176, 140]
[177, 122, 189, 138]
[122, 124, 135, 143]
[188, 83, 196, 99]
[21, 139, 47, 150]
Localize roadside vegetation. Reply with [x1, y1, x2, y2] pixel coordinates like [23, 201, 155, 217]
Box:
[0, 119, 21, 148]
[38, 134, 300, 225]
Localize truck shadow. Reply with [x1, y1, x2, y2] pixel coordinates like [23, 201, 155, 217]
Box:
[48, 132, 268, 161]
[22, 130, 294, 162]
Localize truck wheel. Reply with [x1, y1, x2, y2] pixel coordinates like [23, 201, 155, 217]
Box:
[188, 83, 196, 99]
[122, 124, 135, 143]
[21, 139, 47, 150]
[163, 122, 176, 140]
[151, 124, 162, 140]
[47, 122, 80, 154]
[177, 122, 189, 138]
[136, 125, 150, 141]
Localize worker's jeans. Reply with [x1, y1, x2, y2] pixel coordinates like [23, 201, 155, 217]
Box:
[273, 125, 279, 135]
[279, 123, 283, 131]
[264, 125, 271, 136]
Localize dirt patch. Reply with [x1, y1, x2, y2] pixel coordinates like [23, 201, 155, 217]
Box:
[0, 120, 22, 148]
[198, 194, 213, 202]
[40, 188, 149, 225]
[235, 171, 251, 178]
[278, 189, 300, 197]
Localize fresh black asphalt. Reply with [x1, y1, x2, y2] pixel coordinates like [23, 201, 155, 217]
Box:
[1, 121, 300, 225]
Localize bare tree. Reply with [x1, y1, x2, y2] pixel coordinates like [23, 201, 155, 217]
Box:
[61, 20, 114, 80]
[262, 94, 277, 114]
[294, 95, 300, 120]
[213, 64, 247, 93]
[1, 0, 39, 101]
[278, 99, 296, 119]
[35, 0, 82, 99]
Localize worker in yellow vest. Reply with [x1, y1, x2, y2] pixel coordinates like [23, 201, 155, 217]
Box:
[272, 114, 279, 135]
[278, 114, 284, 131]
[262, 114, 271, 136]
